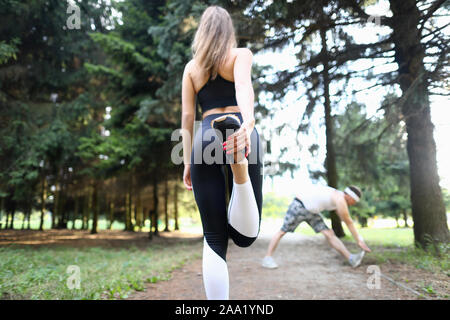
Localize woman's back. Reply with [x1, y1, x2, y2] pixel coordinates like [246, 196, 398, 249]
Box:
[189, 48, 243, 117]
[191, 48, 238, 92]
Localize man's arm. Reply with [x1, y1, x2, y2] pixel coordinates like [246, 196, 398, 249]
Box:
[333, 192, 371, 252]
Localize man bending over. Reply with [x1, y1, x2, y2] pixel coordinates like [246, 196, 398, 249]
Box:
[262, 185, 371, 269]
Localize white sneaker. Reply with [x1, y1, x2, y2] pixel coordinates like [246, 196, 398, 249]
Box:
[349, 251, 365, 268]
[262, 256, 278, 269]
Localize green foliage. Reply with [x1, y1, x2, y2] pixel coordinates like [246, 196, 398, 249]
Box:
[334, 98, 410, 222]
[86, 0, 177, 175]
[84, 62, 123, 81]
[0, 0, 116, 226]
[261, 192, 291, 218]
[0, 38, 20, 64]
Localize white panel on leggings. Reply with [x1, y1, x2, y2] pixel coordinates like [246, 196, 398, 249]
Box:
[228, 180, 259, 238]
[202, 237, 229, 300]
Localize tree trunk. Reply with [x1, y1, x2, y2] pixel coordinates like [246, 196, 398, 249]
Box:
[5, 211, 9, 229]
[26, 200, 31, 229]
[9, 208, 15, 229]
[83, 185, 92, 230]
[174, 183, 179, 231]
[20, 202, 25, 230]
[81, 194, 86, 230]
[136, 192, 143, 231]
[403, 209, 409, 228]
[320, 22, 345, 238]
[131, 196, 136, 230]
[21, 213, 25, 229]
[125, 190, 134, 232]
[86, 187, 92, 230]
[23, 201, 31, 230]
[57, 180, 67, 229]
[108, 200, 114, 230]
[4, 211, 9, 229]
[52, 180, 59, 229]
[39, 177, 47, 230]
[0, 196, 4, 229]
[164, 178, 169, 232]
[5, 208, 10, 229]
[7, 195, 16, 229]
[148, 209, 153, 240]
[73, 191, 79, 230]
[143, 206, 148, 229]
[152, 178, 159, 236]
[125, 190, 130, 231]
[131, 173, 136, 231]
[91, 181, 99, 234]
[390, 0, 449, 247]
[360, 216, 368, 228]
[125, 174, 134, 231]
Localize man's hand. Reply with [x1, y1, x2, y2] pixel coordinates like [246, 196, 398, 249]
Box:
[358, 238, 371, 252]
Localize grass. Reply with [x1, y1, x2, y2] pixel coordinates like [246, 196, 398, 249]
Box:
[366, 242, 449, 275]
[340, 226, 449, 275]
[0, 242, 202, 300]
[344, 226, 415, 247]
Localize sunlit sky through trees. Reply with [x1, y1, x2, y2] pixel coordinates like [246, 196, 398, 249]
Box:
[254, 0, 449, 197]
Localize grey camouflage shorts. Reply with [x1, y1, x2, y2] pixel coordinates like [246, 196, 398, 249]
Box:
[281, 198, 329, 233]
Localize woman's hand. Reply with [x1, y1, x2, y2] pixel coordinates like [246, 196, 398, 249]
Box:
[183, 164, 192, 190]
[223, 120, 254, 158]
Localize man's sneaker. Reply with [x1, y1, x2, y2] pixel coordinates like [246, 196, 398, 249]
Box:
[261, 256, 278, 269]
[348, 251, 365, 268]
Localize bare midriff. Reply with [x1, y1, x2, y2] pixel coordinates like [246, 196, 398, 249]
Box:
[202, 105, 241, 119]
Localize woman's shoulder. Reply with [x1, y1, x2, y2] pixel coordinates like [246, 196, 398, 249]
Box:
[184, 59, 198, 79]
[231, 47, 253, 57]
[185, 59, 195, 71]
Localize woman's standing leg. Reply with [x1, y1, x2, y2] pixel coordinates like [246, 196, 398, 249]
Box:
[191, 122, 230, 300]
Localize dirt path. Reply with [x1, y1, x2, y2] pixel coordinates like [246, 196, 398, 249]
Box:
[128, 231, 422, 300]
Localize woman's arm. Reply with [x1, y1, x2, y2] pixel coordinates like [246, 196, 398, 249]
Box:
[181, 61, 196, 190]
[233, 48, 255, 131]
[181, 61, 196, 165]
[225, 48, 255, 157]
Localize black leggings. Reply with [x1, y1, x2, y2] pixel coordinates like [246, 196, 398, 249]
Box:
[190, 112, 263, 261]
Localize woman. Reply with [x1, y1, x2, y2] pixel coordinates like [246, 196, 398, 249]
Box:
[181, 5, 263, 300]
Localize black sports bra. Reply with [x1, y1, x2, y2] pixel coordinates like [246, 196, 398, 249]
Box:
[196, 73, 238, 113]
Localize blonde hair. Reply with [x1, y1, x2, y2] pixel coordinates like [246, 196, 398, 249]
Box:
[191, 5, 237, 80]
